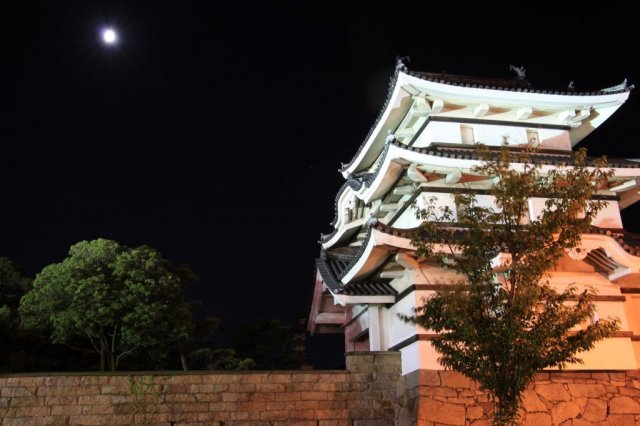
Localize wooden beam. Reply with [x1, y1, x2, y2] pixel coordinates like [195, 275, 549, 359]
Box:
[558, 109, 576, 122]
[380, 203, 398, 212]
[445, 170, 462, 185]
[571, 108, 591, 123]
[473, 103, 489, 117]
[393, 185, 415, 196]
[431, 98, 444, 114]
[515, 106, 532, 120]
[407, 163, 428, 182]
[395, 128, 415, 139]
[380, 269, 405, 279]
[315, 312, 346, 324]
[410, 97, 431, 117]
[609, 179, 637, 192]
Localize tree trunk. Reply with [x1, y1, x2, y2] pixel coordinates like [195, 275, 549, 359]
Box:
[100, 338, 105, 372]
[179, 349, 189, 371]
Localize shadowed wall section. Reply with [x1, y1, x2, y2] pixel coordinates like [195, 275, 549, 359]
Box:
[3, 352, 640, 425]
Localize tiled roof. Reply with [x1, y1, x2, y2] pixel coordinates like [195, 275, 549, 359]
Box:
[315, 246, 396, 297]
[339, 66, 632, 174]
[375, 222, 640, 258]
[337, 281, 397, 296]
[323, 141, 638, 247]
[416, 143, 640, 168]
[408, 70, 631, 96]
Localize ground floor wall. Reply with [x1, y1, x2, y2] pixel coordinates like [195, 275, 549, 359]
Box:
[399, 369, 640, 425]
[0, 352, 400, 426]
[3, 352, 640, 425]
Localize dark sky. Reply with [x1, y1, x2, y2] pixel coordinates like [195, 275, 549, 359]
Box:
[2, 2, 640, 366]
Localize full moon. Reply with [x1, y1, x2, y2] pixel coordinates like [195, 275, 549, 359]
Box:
[102, 28, 117, 44]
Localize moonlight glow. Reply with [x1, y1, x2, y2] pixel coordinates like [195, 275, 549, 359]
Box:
[102, 28, 117, 45]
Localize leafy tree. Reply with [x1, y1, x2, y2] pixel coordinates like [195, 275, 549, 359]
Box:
[19, 239, 195, 371]
[231, 318, 306, 369]
[0, 257, 33, 371]
[403, 145, 620, 425]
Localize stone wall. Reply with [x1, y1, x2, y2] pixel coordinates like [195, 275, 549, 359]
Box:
[3, 353, 640, 425]
[399, 370, 640, 425]
[0, 352, 400, 426]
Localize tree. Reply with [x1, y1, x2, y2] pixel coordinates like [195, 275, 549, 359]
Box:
[0, 257, 32, 371]
[231, 318, 306, 369]
[403, 145, 620, 425]
[19, 239, 196, 371]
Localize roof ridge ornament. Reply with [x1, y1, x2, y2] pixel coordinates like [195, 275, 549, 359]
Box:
[509, 65, 526, 79]
[601, 78, 634, 93]
[395, 55, 410, 73]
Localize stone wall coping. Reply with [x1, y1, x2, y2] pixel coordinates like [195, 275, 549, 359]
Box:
[0, 369, 348, 378]
[346, 351, 402, 356]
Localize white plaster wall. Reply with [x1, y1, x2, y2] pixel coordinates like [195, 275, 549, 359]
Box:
[562, 338, 637, 370]
[625, 295, 640, 335]
[547, 272, 620, 296]
[412, 121, 571, 150]
[413, 122, 462, 147]
[385, 294, 421, 351]
[528, 198, 622, 229]
[412, 125, 433, 148]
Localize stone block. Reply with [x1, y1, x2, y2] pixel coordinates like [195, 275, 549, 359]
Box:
[610, 396, 640, 413]
[439, 371, 471, 389]
[566, 383, 606, 398]
[470, 419, 493, 426]
[523, 412, 552, 425]
[319, 421, 351, 426]
[522, 389, 547, 412]
[81, 404, 115, 415]
[300, 391, 328, 400]
[467, 405, 483, 420]
[45, 376, 81, 386]
[7, 396, 45, 407]
[2, 418, 37, 426]
[604, 414, 636, 426]
[78, 394, 112, 405]
[419, 386, 457, 397]
[207, 401, 237, 412]
[581, 398, 607, 422]
[274, 391, 301, 401]
[260, 409, 289, 421]
[221, 392, 249, 402]
[51, 404, 82, 416]
[419, 398, 465, 425]
[166, 374, 203, 384]
[1, 386, 35, 398]
[590, 372, 610, 382]
[289, 409, 319, 420]
[571, 419, 598, 426]
[551, 401, 580, 424]
[535, 383, 570, 401]
[534, 372, 550, 382]
[15, 405, 50, 417]
[610, 372, 627, 383]
[353, 420, 393, 426]
[620, 386, 640, 397]
[79, 375, 110, 385]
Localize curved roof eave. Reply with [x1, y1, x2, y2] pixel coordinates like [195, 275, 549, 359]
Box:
[337, 223, 640, 286]
[402, 72, 631, 109]
[340, 69, 631, 177]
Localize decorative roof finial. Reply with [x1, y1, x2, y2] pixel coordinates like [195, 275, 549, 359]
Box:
[509, 65, 526, 79]
[601, 78, 632, 93]
[395, 55, 410, 72]
[385, 129, 395, 143]
[568, 81, 575, 89]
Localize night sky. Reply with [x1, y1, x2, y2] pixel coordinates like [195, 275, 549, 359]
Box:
[2, 2, 640, 367]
